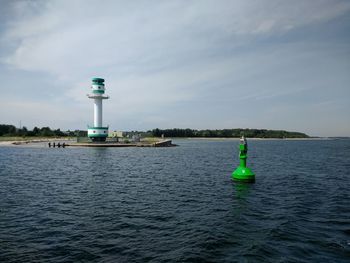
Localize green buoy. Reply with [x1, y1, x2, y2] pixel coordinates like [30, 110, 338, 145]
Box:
[232, 136, 255, 183]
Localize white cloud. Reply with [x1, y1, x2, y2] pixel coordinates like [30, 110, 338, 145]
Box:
[0, 0, 349, 135]
[3, 0, 350, 76]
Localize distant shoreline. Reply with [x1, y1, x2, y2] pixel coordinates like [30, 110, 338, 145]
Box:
[167, 137, 333, 141]
[1, 136, 347, 147]
[0, 137, 73, 146]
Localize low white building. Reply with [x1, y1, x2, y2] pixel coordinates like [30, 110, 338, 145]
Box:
[109, 131, 124, 138]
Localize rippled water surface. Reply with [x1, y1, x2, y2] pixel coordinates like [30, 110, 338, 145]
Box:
[1, 139, 350, 262]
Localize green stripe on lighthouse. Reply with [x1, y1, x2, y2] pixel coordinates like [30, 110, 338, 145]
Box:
[92, 90, 105, 94]
[88, 134, 108, 138]
[88, 127, 108, 130]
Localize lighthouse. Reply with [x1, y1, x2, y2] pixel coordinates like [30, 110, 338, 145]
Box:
[87, 78, 109, 142]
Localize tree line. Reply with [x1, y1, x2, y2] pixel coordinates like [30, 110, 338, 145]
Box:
[1, 124, 309, 138]
[0, 124, 78, 137]
[151, 128, 309, 138]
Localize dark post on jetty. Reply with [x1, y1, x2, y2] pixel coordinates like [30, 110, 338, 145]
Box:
[48, 142, 66, 148]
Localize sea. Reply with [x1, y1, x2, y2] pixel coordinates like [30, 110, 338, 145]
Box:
[0, 139, 349, 262]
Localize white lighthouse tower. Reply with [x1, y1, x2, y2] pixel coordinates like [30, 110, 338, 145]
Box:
[87, 78, 109, 142]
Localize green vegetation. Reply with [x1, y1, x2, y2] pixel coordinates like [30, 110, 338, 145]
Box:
[151, 128, 309, 138]
[0, 124, 78, 138]
[124, 130, 153, 138]
[0, 124, 309, 140]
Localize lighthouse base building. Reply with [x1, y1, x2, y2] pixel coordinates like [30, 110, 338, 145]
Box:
[87, 78, 109, 142]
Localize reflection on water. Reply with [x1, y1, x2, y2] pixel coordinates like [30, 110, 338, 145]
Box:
[233, 181, 253, 199]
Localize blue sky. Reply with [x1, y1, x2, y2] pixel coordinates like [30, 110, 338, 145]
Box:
[0, 0, 349, 136]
